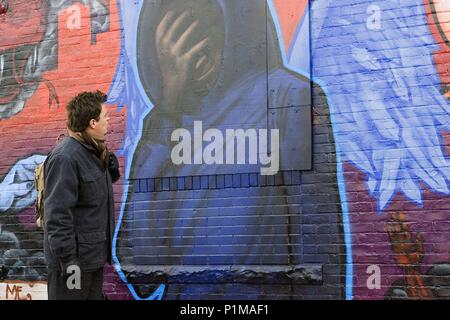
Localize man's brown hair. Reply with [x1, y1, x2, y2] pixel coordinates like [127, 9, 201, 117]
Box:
[66, 90, 107, 132]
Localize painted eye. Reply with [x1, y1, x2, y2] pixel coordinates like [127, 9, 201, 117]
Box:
[0, 0, 8, 15]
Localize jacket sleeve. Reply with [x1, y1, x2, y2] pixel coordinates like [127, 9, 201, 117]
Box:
[44, 154, 79, 269]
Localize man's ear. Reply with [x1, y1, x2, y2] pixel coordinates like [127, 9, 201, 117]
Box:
[89, 119, 96, 128]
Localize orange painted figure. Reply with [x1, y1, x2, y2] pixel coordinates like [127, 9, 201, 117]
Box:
[386, 212, 433, 299]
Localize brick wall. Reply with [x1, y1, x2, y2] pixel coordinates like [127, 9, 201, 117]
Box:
[0, 0, 449, 300]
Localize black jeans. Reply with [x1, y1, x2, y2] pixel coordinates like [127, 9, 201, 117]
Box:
[47, 267, 104, 300]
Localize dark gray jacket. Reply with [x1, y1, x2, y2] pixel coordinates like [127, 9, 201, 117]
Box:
[43, 136, 116, 272]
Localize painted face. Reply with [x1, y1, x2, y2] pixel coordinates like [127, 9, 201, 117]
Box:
[0, 0, 48, 106]
[137, 0, 225, 107]
[178, 0, 225, 97]
[430, 0, 450, 44]
[426, 0, 450, 98]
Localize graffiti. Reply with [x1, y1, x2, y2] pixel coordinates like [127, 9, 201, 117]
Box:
[425, 0, 450, 98]
[112, 0, 312, 172]
[0, 0, 8, 15]
[0, 0, 126, 299]
[386, 212, 432, 299]
[0, 0, 448, 301]
[311, 0, 450, 211]
[108, 0, 346, 300]
[0, 157, 48, 283]
[0, 227, 47, 282]
[0, 281, 47, 300]
[0, 155, 46, 214]
[385, 211, 450, 300]
[307, 0, 450, 299]
[427, 0, 450, 46]
[0, 0, 110, 119]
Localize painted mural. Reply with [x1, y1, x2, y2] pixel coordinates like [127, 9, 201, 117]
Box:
[0, 0, 111, 119]
[308, 0, 450, 299]
[107, 0, 348, 300]
[0, 0, 129, 299]
[0, 0, 449, 300]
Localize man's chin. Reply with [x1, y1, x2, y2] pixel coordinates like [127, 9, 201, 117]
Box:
[92, 134, 107, 142]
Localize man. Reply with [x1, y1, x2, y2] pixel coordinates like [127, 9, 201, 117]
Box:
[44, 91, 119, 300]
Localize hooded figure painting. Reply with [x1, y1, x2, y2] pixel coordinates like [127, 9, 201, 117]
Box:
[113, 0, 346, 299]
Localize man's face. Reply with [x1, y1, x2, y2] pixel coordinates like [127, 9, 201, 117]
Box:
[90, 103, 109, 141]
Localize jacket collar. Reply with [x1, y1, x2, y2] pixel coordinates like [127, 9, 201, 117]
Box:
[68, 132, 96, 151]
[67, 129, 109, 171]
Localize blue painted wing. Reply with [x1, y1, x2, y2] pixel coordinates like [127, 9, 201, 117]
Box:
[289, 0, 450, 210]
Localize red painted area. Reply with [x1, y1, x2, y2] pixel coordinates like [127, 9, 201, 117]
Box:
[0, 0, 49, 105]
[272, 0, 308, 52]
[344, 138, 450, 299]
[0, 0, 130, 299]
[3, 0, 449, 301]
[0, 0, 47, 49]
[0, 2, 122, 177]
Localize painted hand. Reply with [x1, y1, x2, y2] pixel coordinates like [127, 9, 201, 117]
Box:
[386, 212, 433, 299]
[0, 154, 46, 213]
[386, 212, 424, 267]
[155, 10, 211, 109]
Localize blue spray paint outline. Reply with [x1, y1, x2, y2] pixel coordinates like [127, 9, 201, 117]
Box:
[108, 0, 161, 301]
[107, 0, 353, 300]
